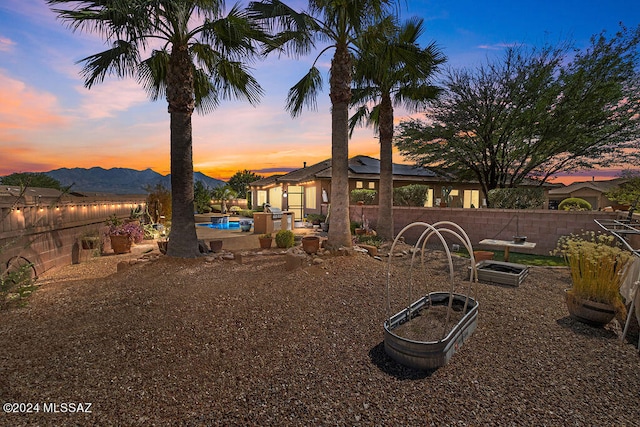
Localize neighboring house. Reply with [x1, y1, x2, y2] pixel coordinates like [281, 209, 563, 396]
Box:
[248, 155, 486, 221]
[547, 178, 629, 210]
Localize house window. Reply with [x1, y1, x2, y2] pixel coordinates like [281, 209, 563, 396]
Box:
[368, 182, 375, 189]
[463, 190, 480, 209]
[257, 190, 267, 207]
[305, 186, 316, 209]
[356, 181, 363, 189]
[425, 188, 434, 207]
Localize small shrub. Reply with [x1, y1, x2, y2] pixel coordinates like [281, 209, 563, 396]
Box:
[350, 189, 377, 205]
[306, 213, 326, 224]
[558, 197, 592, 211]
[488, 187, 545, 209]
[393, 184, 429, 206]
[229, 206, 241, 213]
[275, 230, 295, 248]
[237, 209, 254, 218]
[350, 221, 362, 234]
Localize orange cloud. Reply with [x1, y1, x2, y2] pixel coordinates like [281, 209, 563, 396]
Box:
[0, 71, 68, 130]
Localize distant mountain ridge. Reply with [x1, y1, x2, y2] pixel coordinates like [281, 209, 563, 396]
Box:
[45, 167, 225, 194]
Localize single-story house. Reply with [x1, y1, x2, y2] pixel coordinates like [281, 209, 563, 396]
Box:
[547, 178, 628, 210]
[248, 155, 488, 221]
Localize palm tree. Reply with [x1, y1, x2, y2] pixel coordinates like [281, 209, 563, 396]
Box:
[350, 17, 445, 240]
[249, 0, 398, 250]
[48, 0, 267, 257]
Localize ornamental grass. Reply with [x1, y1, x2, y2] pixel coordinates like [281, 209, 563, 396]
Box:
[553, 231, 633, 316]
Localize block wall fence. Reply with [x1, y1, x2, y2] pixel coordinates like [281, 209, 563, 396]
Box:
[351, 206, 639, 256]
[1, 198, 146, 277]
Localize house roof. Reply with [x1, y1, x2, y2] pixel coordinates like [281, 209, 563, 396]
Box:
[314, 155, 443, 180]
[548, 178, 627, 196]
[248, 155, 444, 187]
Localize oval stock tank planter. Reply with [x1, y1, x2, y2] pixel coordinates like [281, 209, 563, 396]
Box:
[384, 221, 479, 370]
[110, 235, 132, 254]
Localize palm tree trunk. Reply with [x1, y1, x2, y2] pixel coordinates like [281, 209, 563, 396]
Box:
[166, 44, 200, 258]
[327, 43, 353, 250]
[377, 93, 394, 240]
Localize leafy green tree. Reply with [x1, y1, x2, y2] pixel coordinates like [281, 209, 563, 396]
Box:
[48, 0, 268, 257]
[488, 188, 545, 210]
[1, 172, 62, 190]
[395, 26, 640, 207]
[228, 169, 263, 198]
[249, 0, 398, 250]
[350, 17, 444, 240]
[193, 181, 213, 213]
[605, 172, 640, 207]
[212, 185, 237, 214]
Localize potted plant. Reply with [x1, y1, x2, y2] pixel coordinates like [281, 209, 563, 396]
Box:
[553, 231, 634, 326]
[80, 231, 100, 250]
[258, 233, 273, 249]
[105, 214, 144, 254]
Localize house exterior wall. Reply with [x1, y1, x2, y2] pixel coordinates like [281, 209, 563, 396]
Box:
[350, 205, 623, 256]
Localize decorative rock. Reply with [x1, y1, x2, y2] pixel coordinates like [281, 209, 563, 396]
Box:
[117, 261, 131, 272]
[357, 244, 378, 257]
[222, 254, 235, 261]
[285, 252, 306, 271]
[312, 257, 324, 264]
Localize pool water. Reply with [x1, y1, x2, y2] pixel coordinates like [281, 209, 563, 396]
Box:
[197, 222, 240, 229]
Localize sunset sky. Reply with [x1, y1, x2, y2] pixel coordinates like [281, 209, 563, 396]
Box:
[1, 0, 638, 182]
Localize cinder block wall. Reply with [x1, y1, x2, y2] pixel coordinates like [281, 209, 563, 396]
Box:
[351, 206, 625, 256]
[1, 199, 145, 276]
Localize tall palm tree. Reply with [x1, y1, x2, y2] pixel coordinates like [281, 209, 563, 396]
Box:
[48, 0, 267, 258]
[350, 17, 445, 240]
[249, 0, 398, 250]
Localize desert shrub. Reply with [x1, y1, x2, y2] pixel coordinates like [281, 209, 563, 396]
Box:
[355, 234, 384, 247]
[237, 209, 254, 218]
[393, 184, 429, 206]
[1, 260, 38, 309]
[488, 187, 545, 209]
[558, 197, 592, 211]
[275, 230, 295, 248]
[306, 213, 326, 224]
[350, 189, 377, 205]
[229, 206, 241, 213]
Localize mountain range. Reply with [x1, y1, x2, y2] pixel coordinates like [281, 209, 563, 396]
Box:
[45, 167, 225, 194]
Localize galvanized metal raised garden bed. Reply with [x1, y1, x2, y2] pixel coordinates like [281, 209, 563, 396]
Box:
[475, 260, 529, 287]
[384, 221, 479, 370]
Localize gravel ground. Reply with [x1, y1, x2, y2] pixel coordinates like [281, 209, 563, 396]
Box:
[1, 246, 639, 426]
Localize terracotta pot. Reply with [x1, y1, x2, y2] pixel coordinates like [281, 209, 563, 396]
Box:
[209, 239, 223, 253]
[301, 236, 320, 254]
[110, 234, 132, 254]
[258, 237, 273, 249]
[473, 250, 494, 263]
[565, 290, 616, 326]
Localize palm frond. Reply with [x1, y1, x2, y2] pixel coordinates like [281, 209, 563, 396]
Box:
[137, 49, 170, 101]
[286, 67, 323, 117]
[213, 60, 264, 106]
[78, 40, 140, 88]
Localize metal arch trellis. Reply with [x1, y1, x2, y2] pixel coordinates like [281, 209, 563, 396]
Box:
[594, 216, 640, 350]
